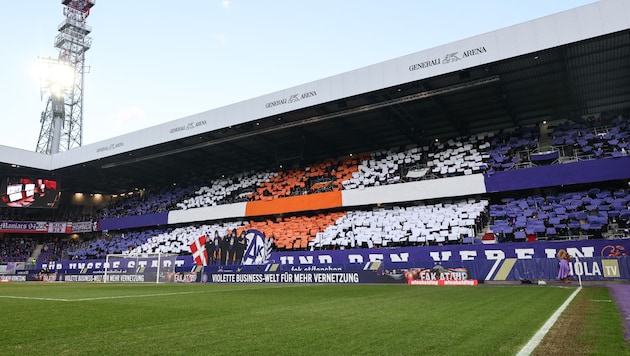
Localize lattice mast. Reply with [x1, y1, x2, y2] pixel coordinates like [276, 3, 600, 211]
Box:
[36, 0, 95, 154]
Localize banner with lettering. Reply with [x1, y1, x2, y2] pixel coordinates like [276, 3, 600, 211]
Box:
[29, 239, 630, 282]
[48, 222, 71, 234]
[71, 221, 95, 233]
[0, 221, 48, 233]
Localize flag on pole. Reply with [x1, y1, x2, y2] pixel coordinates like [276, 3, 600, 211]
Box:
[190, 235, 208, 266]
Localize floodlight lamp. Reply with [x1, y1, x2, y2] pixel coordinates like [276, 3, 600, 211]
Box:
[50, 83, 64, 97]
[37, 58, 74, 94]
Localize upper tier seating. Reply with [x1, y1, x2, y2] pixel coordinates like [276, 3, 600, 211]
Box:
[92, 112, 629, 225]
[99, 184, 200, 218]
[548, 114, 630, 160]
[177, 171, 274, 209]
[425, 135, 491, 178]
[485, 126, 539, 173]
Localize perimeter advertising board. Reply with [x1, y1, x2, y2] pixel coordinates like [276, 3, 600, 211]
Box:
[26, 239, 630, 283]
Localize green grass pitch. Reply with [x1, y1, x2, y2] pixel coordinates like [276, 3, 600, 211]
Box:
[0, 283, 626, 355]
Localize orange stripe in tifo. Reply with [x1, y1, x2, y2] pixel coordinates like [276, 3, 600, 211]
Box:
[245, 191, 342, 217]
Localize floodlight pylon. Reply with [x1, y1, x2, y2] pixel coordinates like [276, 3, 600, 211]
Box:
[36, 0, 95, 154]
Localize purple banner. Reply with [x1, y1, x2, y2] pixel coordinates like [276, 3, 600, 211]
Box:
[97, 212, 169, 231]
[263, 239, 630, 265]
[485, 157, 630, 192]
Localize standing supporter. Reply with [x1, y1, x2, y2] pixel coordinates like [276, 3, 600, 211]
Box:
[228, 229, 237, 265]
[212, 230, 221, 265]
[220, 231, 230, 265]
[235, 230, 247, 264]
[205, 233, 216, 265]
[557, 249, 572, 283]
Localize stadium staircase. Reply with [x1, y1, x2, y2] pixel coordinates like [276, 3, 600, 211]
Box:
[29, 244, 43, 264]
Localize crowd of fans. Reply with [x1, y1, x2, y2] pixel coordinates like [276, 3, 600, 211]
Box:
[0, 238, 35, 263]
[1, 112, 629, 262]
[97, 112, 630, 217]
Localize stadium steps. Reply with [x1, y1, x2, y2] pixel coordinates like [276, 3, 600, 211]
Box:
[28, 244, 43, 263]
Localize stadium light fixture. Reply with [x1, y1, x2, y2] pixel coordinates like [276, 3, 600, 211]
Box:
[36, 57, 75, 154]
[37, 57, 74, 98]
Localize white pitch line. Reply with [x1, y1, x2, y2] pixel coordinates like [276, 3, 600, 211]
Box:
[516, 286, 582, 356]
[70, 290, 205, 301]
[0, 283, 305, 302]
[0, 295, 71, 301]
[0, 291, 203, 302]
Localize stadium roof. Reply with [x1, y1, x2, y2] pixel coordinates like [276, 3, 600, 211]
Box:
[1, 0, 629, 195]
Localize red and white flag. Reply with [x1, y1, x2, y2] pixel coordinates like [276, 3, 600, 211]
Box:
[189, 235, 208, 266]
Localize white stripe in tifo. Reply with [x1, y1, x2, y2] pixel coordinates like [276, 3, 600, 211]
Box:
[516, 286, 582, 356]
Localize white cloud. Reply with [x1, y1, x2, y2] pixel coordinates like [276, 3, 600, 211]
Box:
[221, 1, 230, 8]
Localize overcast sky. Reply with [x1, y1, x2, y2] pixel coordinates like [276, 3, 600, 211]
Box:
[0, 0, 597, 151]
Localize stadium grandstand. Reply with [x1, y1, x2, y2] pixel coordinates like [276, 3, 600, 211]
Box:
[1, 0, 630, 284]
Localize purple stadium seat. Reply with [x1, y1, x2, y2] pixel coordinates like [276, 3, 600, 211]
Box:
[567, 221, 580, 229]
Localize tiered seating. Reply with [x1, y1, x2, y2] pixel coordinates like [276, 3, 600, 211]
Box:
[153, 145, 423, 210]
[177, 171, 273, 209]
[341, 147, 421, 189]
[327, 156, 364, 190]
[489, 187, 630, 241]
[71, 197, 490, 257]
[549, 113, 630, 159]
[254, 168, 308, 200]
[37, 240, 68, 262]
[128, 222, 246, 255]
[68, 229, 169, 259]
[58, 187, 629, 258]
[253, 155, 368, 199]
[0, 238, 35, 263]
[99, 184, 200, 218]
[4, 109, 630, 263]
[91, 114, 628, 230]
[247, 213, 346, 250]
[426, 135, 491, 177]
[310, 199, 488, 249]
[306, 157, 364, 192]
[94, 128, 546, 217]
[485, 126, 540, 173]
[175, 156, 364, 207]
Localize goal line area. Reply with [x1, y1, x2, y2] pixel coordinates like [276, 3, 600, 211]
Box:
[104, 253, 179, 283]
